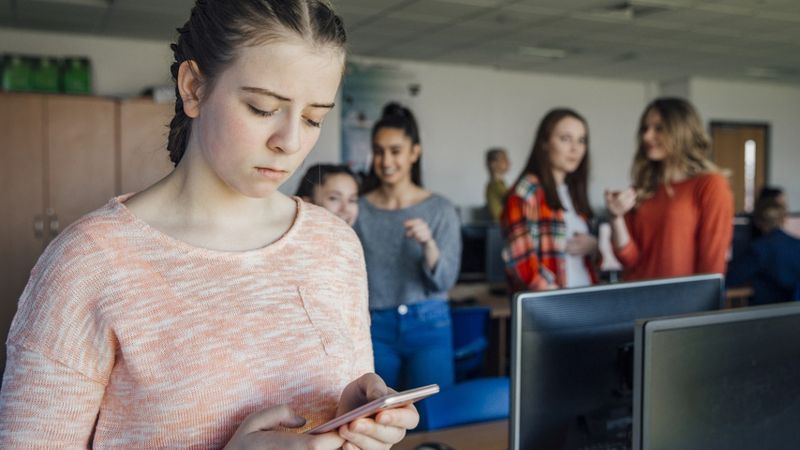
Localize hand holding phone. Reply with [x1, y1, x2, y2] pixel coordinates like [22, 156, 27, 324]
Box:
[306, 384, 439, 435]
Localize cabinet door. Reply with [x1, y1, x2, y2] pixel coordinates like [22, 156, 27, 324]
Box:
[46, 95, 116, 237]
[119, 99, 174, 194]
[0, 93, 45, 374]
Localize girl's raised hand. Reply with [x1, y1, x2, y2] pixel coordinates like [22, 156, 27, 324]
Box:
[605, 188, 637, 218]
[223, 405, 343, 450]
[403, 218, 433, 245]
[565, 233, 598, 256]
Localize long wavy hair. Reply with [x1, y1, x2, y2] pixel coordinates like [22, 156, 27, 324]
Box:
[632, 98, 721, 199]
[515, 108, 593, 218]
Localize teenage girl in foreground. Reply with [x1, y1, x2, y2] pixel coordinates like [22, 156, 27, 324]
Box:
[0, 2, 417, 449]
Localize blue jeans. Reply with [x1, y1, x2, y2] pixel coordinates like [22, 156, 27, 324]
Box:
[370, 300, 455, 391]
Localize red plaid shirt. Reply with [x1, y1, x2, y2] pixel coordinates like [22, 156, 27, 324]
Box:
[500, 174, 598, 291]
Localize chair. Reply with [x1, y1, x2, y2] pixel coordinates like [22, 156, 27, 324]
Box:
[451, 306, 490, 381]
[415, 377, 510, 431]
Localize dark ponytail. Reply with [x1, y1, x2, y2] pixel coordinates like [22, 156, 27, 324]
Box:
[167, 0, 347, 166]
[362, 102, 423, 192]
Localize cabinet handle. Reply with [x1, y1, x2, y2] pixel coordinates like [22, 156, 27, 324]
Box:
[49, 214, 60, 237]
[33, 215, 45, 239]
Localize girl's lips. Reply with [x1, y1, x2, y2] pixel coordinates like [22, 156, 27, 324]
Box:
[255, 167, 287, 179]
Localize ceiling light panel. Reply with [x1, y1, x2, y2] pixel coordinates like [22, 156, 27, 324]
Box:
[111, 0, 194, 15]
[397, 0, 487, 21]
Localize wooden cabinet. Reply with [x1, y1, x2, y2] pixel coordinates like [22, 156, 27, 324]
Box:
[0, 93, 173, 376]
[0, 94, 46, 375]
[47, 96, 117, 232]
[119, 99, 174, 194]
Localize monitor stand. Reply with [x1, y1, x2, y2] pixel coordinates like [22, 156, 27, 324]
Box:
[564, 402, 632, 450]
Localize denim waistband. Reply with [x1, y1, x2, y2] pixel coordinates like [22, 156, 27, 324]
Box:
[371, 299, 449, 318]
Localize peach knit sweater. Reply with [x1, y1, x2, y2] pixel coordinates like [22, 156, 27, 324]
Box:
[0, 195, 373, 449]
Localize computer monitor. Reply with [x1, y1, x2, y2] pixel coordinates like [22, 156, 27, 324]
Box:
[633, 302, 800, 450]
[485, 224, 506, 287]
[459, 224, 487, 282]
[510, 275, 724, 450]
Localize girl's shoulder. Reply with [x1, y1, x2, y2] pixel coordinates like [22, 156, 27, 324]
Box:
[691, 172, 732, 198]
[298, 201, 362, 247]
[511, 173, 543, 198]
[41, 197, 131, 264]
[424, 192, 456, 209]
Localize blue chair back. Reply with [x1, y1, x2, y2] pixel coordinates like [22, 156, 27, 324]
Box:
[416, 377, 510, 431]
[451, 306, 490, 381]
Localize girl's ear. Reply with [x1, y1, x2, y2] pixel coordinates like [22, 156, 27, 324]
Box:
[177, 60, 204, 118]
[411, 143, 422, 163]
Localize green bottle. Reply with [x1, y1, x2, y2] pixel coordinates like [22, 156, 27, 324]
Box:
[1, 54, 33, 92]
[61, 57, 92, 94]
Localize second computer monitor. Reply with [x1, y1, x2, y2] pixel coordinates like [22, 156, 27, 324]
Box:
[633, 302, 800, 450]
[510, 274, 724, 450]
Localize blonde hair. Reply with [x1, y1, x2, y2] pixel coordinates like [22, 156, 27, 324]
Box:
[631, 98, 722, 199]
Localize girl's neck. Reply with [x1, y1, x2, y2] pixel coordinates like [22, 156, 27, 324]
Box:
[663, 165, 689, 184]
[552, 168, 566, 186]
[371, 181, 427, 210]
[135, 150, 295, 242]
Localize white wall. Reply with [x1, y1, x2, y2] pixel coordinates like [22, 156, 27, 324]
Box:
[0, 27, 173, 97]
[690, 78, 800, 211]
[342, 58, 649, 211]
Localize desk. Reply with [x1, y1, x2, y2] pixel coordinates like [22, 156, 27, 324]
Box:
[395, 420, 508, 450]
[725, 285, 753, 308]
[449, 283, 510, 376]
[449, 283, 510, 319]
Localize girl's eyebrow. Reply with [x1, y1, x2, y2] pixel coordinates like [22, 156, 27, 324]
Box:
[240, 86, 335, 109]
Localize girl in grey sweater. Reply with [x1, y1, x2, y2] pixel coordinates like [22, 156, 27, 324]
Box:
[354, 102, 462, 390]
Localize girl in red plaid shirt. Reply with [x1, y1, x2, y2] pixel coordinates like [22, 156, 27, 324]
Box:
[501, 108, 599, 291]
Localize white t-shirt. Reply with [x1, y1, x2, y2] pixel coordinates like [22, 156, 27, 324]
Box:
[557, 184, 592, 288]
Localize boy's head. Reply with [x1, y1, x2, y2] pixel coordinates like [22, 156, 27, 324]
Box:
[753, 198, 787, 234]
[486, 147, 509, 177]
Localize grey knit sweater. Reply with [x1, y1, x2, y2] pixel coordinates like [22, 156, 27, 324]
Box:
[354, 194, 462, 310]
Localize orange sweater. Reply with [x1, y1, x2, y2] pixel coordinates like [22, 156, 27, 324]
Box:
[614, 173, 733, 280]
[0, 196, 373, 449]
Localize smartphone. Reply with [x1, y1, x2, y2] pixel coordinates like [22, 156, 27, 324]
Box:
[305, 384, 440, 434]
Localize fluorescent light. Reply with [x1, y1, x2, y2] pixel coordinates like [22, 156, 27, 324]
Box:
[435, 0, 504, 6]
[517, 46, 567, 59]
[23, 0, 111, 7]
[745, 67, 780, 78]
[628, 0, 691, 7]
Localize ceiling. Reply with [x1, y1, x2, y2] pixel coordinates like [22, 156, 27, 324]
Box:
[1, 0, 800, 84]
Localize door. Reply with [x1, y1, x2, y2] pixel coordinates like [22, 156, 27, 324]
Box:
[710, 123, 769, 213]
[0, 93, 46, 376]
[118, 99, 174, 194]
[46, 95, 116, 239]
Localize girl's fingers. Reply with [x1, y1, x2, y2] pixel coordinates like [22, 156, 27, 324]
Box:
[340, 419, 406, 448]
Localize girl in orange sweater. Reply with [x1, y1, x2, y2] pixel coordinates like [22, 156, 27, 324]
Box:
[605, 98, 733, 280]
[0, 2, 417, 449]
